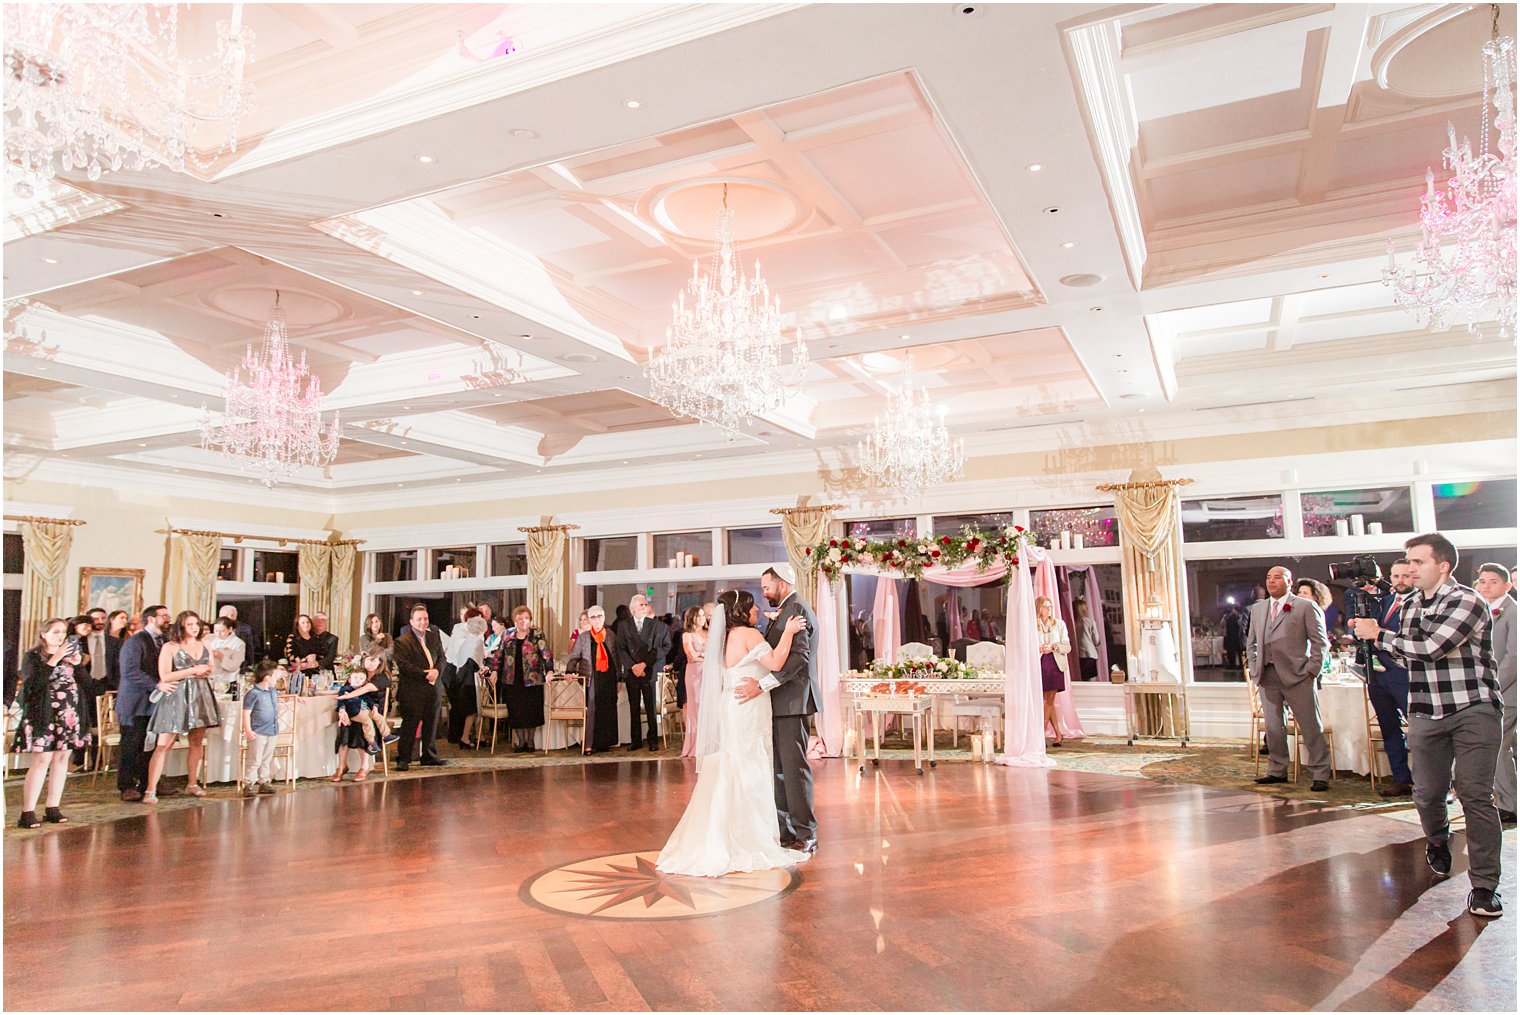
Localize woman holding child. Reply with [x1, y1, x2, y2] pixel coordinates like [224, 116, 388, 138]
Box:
[332, 637, 396, 782]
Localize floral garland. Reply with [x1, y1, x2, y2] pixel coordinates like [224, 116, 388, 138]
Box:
[869, 656, 991, 681]
[804, 525, 1038, 582]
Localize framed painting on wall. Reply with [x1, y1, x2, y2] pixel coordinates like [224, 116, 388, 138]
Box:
[79, 567, 145, 618]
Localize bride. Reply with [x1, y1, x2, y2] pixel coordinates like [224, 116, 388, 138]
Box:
[657, 589, 813, 877]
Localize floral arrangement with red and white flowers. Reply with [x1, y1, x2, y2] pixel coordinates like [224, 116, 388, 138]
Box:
[804, 526, 1038, 582]
[869, 656, 990, 681]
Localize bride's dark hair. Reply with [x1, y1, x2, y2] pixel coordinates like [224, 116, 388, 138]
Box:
[718, 589, 755, 630]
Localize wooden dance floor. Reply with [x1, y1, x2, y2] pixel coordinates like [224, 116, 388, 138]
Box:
[5, 759, 1515, 1011]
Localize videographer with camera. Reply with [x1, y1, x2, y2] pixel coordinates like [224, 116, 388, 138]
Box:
[1351, 533, 1503, 920]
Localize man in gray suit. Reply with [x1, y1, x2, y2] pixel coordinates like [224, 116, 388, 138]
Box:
[735, 563, 821, 853]
[1475, 563, 1516, 824]
[1248, 565, 1332, 790]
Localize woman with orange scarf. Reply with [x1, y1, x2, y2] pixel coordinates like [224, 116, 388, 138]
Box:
[564, 604, 621, 753]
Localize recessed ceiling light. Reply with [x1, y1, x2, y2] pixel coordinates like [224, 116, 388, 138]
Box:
[899, 334, 910, 342]
[36, 365, 46, 371]
[1026, 163, 1044, 172]
[400, 440, 409, 445]
[410, 290, 422, 296]
[1118, 369, 1128, 374]
[1318, 274, 1330, 280]
[1042, 206, 1060, 215]
[397, 483, 405, 488]
[1089, 306, 1104, 312]
[1120, 393, 1144, 400]
[509, 128, 539, 139]
[402, 405, 412, 410]
[42, 257, 58, 264]
[559, 353, 596, 363]
[1061, 273, 1104, 287]
[623, 99, 642, 109]
[828, 305, 849, 321]
[1060, 241, 1076, 249]
[416, 154, 436, 163]
[137, 442, 147, 447]
[519, 333, 533, 340]
[621, 460, 629, 465]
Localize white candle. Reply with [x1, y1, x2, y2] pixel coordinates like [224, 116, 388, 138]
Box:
[688, 554, 699, 567]
[1368, 521, 1383, 535]
[970, 734, 983, 761]
[1350, 513, 1366, 537]
[1334, 519, 1349, 537]
[668, 557, 677, 569]
[1073, 534, 1085, 550]
[1060, 530, 1071, 550]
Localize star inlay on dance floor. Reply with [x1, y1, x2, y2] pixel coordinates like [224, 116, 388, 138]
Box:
[521, 850, 799, 919]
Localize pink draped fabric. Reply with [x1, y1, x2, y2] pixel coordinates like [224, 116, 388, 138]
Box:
[809, 571, 846, 758]
[997, 553, 1054, 767]
[871, 577, 900, 663]
[1030, 548, 1085, 739]
[946, 587, 964, 642]
[1082, 566, 1111, 681]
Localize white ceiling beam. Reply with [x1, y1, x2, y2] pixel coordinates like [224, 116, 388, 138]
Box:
[1268, 293, 1306, 353]
[271, 4, 362, 49]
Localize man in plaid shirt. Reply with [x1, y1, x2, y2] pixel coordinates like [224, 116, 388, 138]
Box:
[1353, 532, 1502, 920]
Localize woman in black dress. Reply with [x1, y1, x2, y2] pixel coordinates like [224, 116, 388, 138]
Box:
[285, 614, 321, 688]
[67, 615, 98, 771]
[13, 618, 89, 827]
[488, 605, 552, 753]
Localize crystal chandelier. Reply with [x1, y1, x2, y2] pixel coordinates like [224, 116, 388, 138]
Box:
[200, 294, 341, 487]
[1383, 6, 1515, 340]
[856, 354, 965, 498]
[646, 184, 807, 433]
[3, 3, 254, 195]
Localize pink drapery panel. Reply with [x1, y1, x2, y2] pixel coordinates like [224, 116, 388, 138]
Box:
[946, 587, 964, 642]
[916, 562, 1009, 587]
[1082, 566, 1111, 681]
[997, 553, 1053, 767]
[809, 571, 847, 758]
[1030, 547, 1086, 739]
[871, 577, 900, 663]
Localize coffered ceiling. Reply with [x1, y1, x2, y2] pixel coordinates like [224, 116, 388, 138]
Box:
[4, 2, 1515, 509]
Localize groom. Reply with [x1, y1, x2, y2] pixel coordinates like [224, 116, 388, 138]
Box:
[736, 563, 821, 853]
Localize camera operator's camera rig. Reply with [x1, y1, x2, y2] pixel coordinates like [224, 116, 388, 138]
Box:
[1328, 553, 1392, 674]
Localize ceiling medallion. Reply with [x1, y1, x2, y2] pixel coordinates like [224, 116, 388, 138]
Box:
[856, 353, 964, 498]
[199, 293, 341, 487]
[1383, 5, 1516, 340]
[646, 183, 807, 434]
[3, 4, 254, 195]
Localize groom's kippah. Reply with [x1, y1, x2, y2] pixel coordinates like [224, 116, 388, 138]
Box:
[770, 562, 798, 585]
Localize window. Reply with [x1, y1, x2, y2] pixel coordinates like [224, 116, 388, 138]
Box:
[372, 550, 417, 583]
[1301, 486, 1414, 537]
[584, 536, 637, 571]
[433, 546, 477, 579]
[653, 531, 713, 567]
[372, 591, 527, 641]
[1181, 495, 1285, 543]
[3, 533, 23, 574]
[217, 548, 240, 582]
[252, 550, 298, 584]
[1434, 480, 1518, 530]
[489, 543, 528, 577]
[1453, 545, 1519, 586]
[933, 512, 1012, 534]
[727, 526, 787, 566]
[1028, 506, 1120, 548]
[845, 517, 916, 540]
[582, 580, 733, 621]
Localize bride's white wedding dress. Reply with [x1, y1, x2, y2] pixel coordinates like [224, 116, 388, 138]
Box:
[657, 636, 811, 877]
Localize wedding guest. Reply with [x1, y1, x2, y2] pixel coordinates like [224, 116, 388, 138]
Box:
[566, 605, 618, 754]
[67, 616, 99, 772]
[1251, 566, 1332, 791]
[1036, 596, 1071, 747]
[1294, 578, 1333, 612]
[485, 615, 506, 658]
[679, 605, 707, 758]
[359, 613, 387, 654]
[144, 611, 220, 803]
[12, 618, 88, 828]
[116, 605, 171, 802]
[445, 610, 487, 748]
[966, 609, 984, 642]
[1223, 604, 1247, 671]
[392, 604, 447, 771]
[1474, 563, 1516, 825]
[615, 594, 670, 751]
[126, 613, 145, 638]
[208, 617, 247, 685]
[285, 614, 321, 678]
[333, 640, 396, 782]
[106, 609, 130, 641]
[240, 660, 283, 797]
[477, 601, 494, 627]
[1073, 599, 1101, 681]
[569, 611, 590, 648]
[219, 605, 261, 663]
[489, 605, 552, 753]
[311, 612, 340, 671]
[90, 608, 124, 692]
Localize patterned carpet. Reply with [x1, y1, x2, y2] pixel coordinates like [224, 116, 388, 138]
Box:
[4, 733, 1439, 839]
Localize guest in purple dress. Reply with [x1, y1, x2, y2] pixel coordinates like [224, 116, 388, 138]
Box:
[1036, 596, 1071, 747]
[679, 605, 708, 759]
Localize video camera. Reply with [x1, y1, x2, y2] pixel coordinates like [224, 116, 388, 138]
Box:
[1328, 553, 1390, 620]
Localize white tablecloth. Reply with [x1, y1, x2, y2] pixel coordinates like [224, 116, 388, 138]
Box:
[1318, 680, 1371, 776]
[1192, 635, 1224, 666]
[165, 694, 339, 782]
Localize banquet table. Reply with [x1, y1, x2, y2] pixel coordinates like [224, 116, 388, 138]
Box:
[165, 692, 340, 783]
[1317, 678, 1372, 776]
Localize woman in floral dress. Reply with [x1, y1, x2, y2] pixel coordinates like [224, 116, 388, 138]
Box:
[13, 618, 89, 827]
[487, 605, 553, 753]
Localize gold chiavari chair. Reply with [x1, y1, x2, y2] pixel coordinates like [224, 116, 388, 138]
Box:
[658, 667, 683, 751]
[93, 691, 122, 783]
[545, 673, 586, 755]
[475, 672, 509, 755]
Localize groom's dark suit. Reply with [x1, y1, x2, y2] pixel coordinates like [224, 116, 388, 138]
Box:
[765, 591, 820, 844]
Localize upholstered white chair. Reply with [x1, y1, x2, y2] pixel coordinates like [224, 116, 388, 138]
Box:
[965, 641, 1004, 668]
[897, 642, 933, 660]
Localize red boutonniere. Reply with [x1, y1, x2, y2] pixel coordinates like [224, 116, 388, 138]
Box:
[1281, 604, 1292, 614]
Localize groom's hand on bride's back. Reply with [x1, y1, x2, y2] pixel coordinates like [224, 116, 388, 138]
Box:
[733, 675, 762, 702]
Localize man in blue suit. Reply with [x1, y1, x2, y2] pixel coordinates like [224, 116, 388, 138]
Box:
[1368, 559, 1417, 797]
[115, 604, 175, 802]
